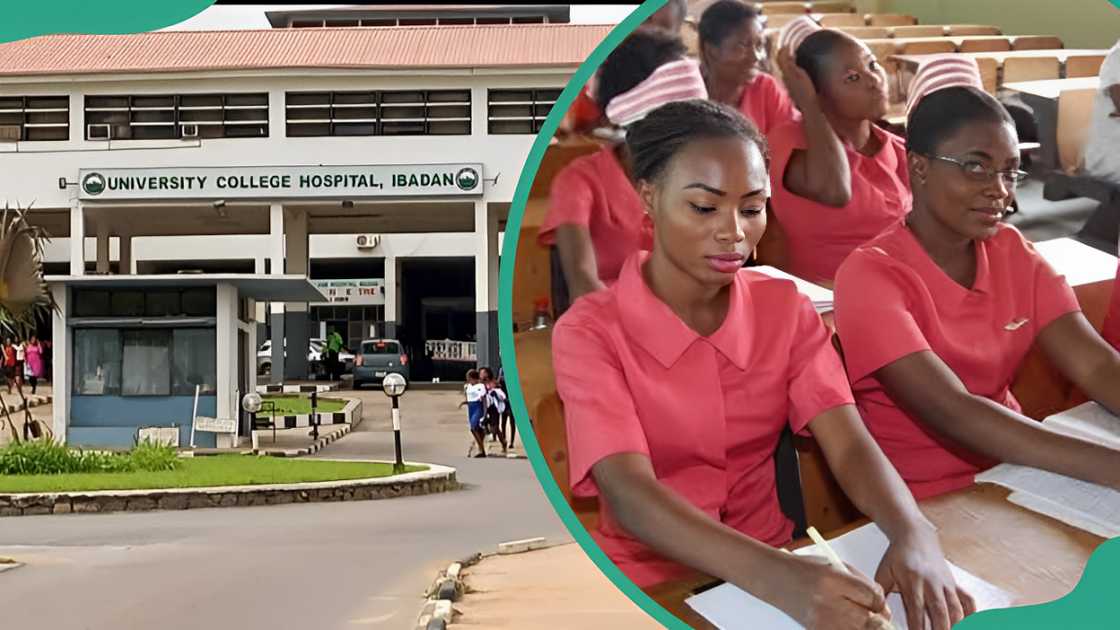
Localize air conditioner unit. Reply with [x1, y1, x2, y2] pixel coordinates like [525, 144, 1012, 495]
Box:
[356, 234, 380, 250]
[0, 125, 21, 142]
[180, 123, 199, 138]
[87, 123, 111, 140]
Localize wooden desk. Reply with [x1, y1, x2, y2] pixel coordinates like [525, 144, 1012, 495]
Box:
[1005, 76, 1101, 100]
[891, 49, 1107, 108]
[1004, 77, 1101, 171]
[646, 484, 1105, 629]
[892, 49, 1109, 74]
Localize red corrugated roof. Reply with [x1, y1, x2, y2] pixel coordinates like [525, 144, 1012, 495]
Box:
[0, 24, 613, 77]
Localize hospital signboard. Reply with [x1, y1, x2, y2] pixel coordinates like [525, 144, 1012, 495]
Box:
[310, 279, 386, 306]
[78, 164, 483, 200]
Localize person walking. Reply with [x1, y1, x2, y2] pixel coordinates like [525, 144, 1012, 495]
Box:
[326, 328, 344, 382]
[24, 336, 43, 395]
[2, 339, 16, 395]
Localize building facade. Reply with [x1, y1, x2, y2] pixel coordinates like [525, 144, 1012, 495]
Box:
[0, 11, 606, 446]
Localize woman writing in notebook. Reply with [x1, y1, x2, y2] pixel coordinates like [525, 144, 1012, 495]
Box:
[553, 99, 972, 630]
[697, 1, 796, 136]
[768, 27, 910, 285]
[833, 59, 1120, 502]
[540, 29, 707, 302]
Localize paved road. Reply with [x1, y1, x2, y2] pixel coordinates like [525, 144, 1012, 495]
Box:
[0, 388, 571, 630]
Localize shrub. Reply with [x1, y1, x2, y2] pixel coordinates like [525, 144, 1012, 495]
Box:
[128, 440, 179, 472]
[0, 439, 181, 475]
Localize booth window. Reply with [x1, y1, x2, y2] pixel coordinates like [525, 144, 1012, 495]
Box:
[73, 329, 123, 395]
[122, 330, 172, 396]
[172, 329, 217, 395]
[487, 88, 561, 135]
[73, 328, 216, 397]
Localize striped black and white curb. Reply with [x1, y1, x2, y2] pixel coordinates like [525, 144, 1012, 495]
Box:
[255, 383, 339, 394]
[253, 423, 350, 457]
[253, 397, 363, 430]
[413, 539, 549, 630]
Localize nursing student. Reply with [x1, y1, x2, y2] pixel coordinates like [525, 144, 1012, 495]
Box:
[697, 0, 796, 136]
[769, 29, 910, 284]
[540, 29, 708, 300]
[833, 75, 1120, 502]
[553, 99, 972, 630]
[560, 0, 687, 135]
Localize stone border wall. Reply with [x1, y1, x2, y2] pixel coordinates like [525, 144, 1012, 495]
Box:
[0, 464, 457, 517]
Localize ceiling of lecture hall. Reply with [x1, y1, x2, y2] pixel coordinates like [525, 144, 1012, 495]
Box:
[161, 4, 640, 30]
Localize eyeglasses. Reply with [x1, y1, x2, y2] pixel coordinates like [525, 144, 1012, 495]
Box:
[928, 155, 1029, 186]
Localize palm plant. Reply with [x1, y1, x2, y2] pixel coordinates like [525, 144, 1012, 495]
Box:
[0, 203, 57, 444]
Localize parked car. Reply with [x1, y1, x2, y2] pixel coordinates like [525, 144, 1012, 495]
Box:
[257, 338, 354, 377]
[352, 339, 410, 389]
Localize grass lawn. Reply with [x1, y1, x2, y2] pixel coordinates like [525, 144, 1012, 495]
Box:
[0, 455, 427, 493]
[260, 394, 347, 415]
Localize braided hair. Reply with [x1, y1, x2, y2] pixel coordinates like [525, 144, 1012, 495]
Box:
[626, 99, 768, 184]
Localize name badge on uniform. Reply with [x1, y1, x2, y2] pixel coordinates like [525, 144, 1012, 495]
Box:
[1004, 317, 1029, 331]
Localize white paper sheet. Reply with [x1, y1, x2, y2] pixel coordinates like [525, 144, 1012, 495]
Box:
[977, 464, 1120, 538]
[1033, 238, 1118, 288]
[749, 265, 834, 313]
[685, 523, 1013, 629]
[1042, 402, 1120, 451]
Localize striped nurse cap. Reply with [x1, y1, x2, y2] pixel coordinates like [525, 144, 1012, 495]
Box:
[776, 15, 822, 54]
[905, 56, 984, 119]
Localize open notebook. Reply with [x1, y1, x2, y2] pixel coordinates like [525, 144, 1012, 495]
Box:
[976, 402, 1120, 538]
[749, 265, 834, 314]
[685, 522, 1013, 630]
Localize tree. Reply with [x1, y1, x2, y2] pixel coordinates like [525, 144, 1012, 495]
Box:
[0, 204, 57, 443]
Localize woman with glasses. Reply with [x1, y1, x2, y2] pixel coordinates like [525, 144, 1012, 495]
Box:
[698, 0, 796, 136]
[833, 82, 1120, 501]
[553, 99, 972, 630]
[767, 29, 910, 284]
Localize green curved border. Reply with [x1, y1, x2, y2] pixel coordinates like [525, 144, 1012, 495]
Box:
[957, 537, 1120, 629]
[497, 2, 1120, 629]
[2, 1, 214, 44]
[496, 1, 695, 628]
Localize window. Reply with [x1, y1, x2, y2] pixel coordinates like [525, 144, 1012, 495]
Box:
[182, 288, 217, 316]
[72, 288, 215, 318]
[487, 88, 561, 134]
[172, 329, 217, 395]
[285, 90, 471, 137]
[122, 330, 171, 396]
[74, 329, 122, 395]
[84, 93, 268, 140]
[0, 96, 69, 141]
[73, 328, 216, 396]
[362, 340, 400, 354]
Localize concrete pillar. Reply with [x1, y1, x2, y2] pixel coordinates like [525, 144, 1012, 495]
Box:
[283, 207, 310, 380]
[384, 254, 399, 340]
[69, 201, 84, 276]
[118, 233, 132, 275]
[95, 224, 110, 274]
[214, 283, 237, 449]
[50, 284, 69, 441]
[474, 201, 499, 369]
[268, 203, 285, 384]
